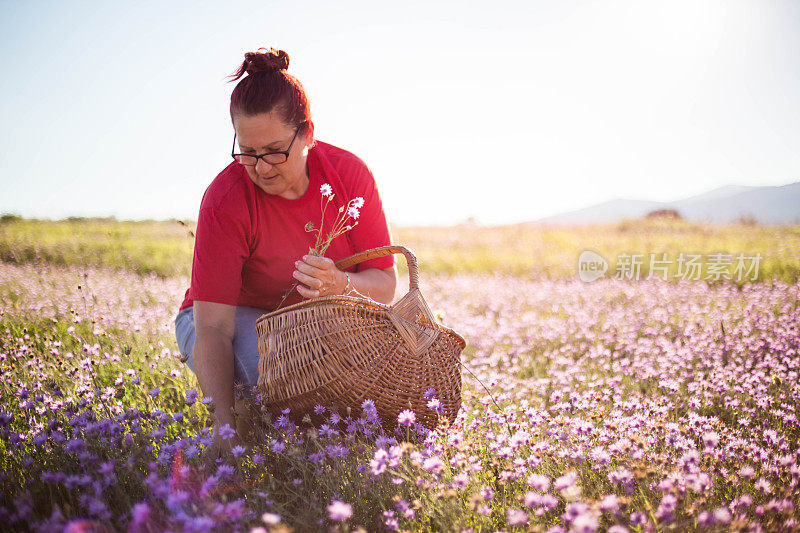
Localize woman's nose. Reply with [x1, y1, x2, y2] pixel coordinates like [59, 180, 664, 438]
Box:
[255, 157, 274, 173]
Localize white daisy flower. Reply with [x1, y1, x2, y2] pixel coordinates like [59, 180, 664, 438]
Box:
[347, 206, 360, 219]
[320, 183, 333, 197]
[352, 197, 365, 209]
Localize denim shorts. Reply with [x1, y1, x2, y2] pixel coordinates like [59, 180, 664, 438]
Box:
[174, 305, 270, 391]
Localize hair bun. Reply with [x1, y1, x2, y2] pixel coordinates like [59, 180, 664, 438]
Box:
[244, 48, 289, 74]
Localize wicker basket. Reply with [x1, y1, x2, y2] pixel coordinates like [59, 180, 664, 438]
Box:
[255, 245, 465, 430]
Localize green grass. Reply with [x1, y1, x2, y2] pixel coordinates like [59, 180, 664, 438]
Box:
[2, 221, 798, 531]
[0, 217, 195, 277]
[2, 216, 799, 282]
[396, 219, 800, 282]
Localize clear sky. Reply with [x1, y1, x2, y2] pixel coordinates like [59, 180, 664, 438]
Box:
[1, 0, 799, 226]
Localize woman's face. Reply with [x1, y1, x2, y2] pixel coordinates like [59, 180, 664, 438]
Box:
[232, 111, 312, 199]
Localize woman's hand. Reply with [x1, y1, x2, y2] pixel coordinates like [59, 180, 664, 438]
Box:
[293, 255, 347, 298]
[293, 255, 398, 304]
[192, 301, 239, 468]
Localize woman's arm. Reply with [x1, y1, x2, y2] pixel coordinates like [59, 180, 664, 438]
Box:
[193, 300, 238, 451]
[294, 255, 398, 304]
[346, 266, 398, 304]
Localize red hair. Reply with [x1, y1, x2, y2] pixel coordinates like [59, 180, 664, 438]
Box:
[228, 48, 311, 135]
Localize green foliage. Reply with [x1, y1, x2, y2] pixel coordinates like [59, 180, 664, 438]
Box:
[1, 217, 799, 282]
[0, 218, 195, 278]
[395, 219, 800, 283]
[2, 249, 799, 530]
[0, 315, 209, 530]
[1, 214, 23, 224]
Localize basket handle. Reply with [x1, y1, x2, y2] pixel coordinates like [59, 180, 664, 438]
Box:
[334, 245, 419, 291]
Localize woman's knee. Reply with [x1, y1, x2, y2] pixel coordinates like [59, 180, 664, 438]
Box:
[232, 306, 269, 389]
[174, 307, 196, 371]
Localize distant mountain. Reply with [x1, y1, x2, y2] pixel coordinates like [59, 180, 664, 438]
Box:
[539, 182, 800, 225]
[678, 185, 758, 204]
[536, 199, 662, 224]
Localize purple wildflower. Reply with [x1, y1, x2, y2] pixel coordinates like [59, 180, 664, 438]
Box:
[506, 508, 529, 527]
[218, 424, 236, 440]
[527, 473, 551, 491]
[185, 388, 198, 407]
[327, 500, 353, 521]
[262, 512, 281, 525]
[397, 409, 416, 426]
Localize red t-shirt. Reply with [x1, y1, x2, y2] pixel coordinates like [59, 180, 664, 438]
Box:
[179, 140, 394, 312]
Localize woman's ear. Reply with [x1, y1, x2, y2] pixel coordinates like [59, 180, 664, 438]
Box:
[303, 121, 315, 147]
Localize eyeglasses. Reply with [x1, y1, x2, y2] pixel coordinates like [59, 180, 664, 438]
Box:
[231, 124, 303, 166]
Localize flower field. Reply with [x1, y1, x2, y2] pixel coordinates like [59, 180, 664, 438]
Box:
[1, 222, 799, 532]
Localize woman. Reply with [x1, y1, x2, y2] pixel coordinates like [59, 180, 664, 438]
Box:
[174, 48, 397, 455]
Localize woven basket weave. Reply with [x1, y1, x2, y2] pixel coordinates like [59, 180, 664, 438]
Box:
[255, 245, 465, 430]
